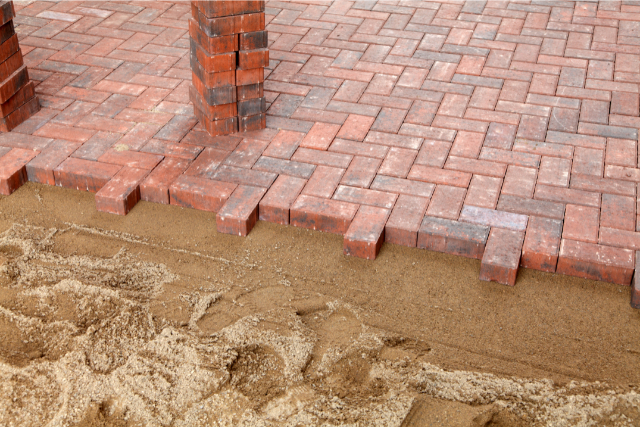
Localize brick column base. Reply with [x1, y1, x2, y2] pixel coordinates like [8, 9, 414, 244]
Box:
[0, 1, 40, 132]
[189, 1, 267, 137]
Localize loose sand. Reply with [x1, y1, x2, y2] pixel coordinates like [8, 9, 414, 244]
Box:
[0, 183, 639, 426]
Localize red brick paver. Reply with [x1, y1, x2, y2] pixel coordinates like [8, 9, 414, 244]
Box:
[4, 1, 640, 296]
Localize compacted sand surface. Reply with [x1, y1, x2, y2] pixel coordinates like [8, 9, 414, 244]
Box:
[0, 183, 639, 427]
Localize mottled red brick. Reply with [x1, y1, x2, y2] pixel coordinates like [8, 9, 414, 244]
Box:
[54, 158, 121, 193]
[95, 166, 149, 215]
[557, 239, 634, 285]
[140, 157, 191, 204]
[169, 174, 236, 212]
[216, 185, 266, 236]
[290, 194, 359, 235]
[344, 205, 390, 260]
[521, 216, 563, 273]
[418, 216, 490, 259]
[0, 148, 38, 195]
[479, 228, 525, 286]
[258, 174, 306, 225]
[385, 194, 429, 247]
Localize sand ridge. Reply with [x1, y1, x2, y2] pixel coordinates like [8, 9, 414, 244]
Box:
[0, 223, 639, 426]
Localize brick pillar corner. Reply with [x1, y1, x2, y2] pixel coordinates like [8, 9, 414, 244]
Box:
[189, 1, 267, 137]
[0, 1, 40, 132]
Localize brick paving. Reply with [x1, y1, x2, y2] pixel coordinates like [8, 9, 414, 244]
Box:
[3, 0, 640, 290]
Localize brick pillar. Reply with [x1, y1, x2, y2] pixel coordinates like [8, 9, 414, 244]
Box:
[189, 1, 267, 137]
[0, 1, 39, 132]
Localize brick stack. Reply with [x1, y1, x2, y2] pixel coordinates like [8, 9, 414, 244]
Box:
[0, 1, 39, 132]
[189, 1, 267, 137]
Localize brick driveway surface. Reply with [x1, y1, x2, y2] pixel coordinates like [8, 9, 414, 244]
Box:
[3, 0, 640, 287]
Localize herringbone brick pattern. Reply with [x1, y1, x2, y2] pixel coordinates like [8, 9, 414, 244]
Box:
[3, 0, 640, 289]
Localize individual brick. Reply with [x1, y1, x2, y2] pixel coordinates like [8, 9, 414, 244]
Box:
[378, 147, 417, 178]
[0, 81, 35, 118]
[459, 205, 528, 231]
[497, 194, 565, 220]
[216, 185, 267, 236]
[238, 113, 266, 132]
[302, 165, 344, 198]
[517, 115, 549, 141]
[235, 12, 266, 34]
[570, 173, 635, 198]
[385, 195, 430, 247]
[194, 0, 264, 18]
[193, 105, 238, 136]
[95, 167, 149, 215]
[0, 49, 22, 82]
[212, 164, 276, 188]
[54, 158, 122, 193]
[290, 194, 359, 235]
[238, 30, 268, 50]
[258, 174, 306, 225]
[0, 65, 29, 104]
[344, 205, 390, 260]
[464, 175, 502, 208]
[599, 227, 640, 251]
[370, 175, 434, 198]
[185, 147, 229, 178]
[483, 122, 517, 150]
[450, 131, 484, 158]
[169, 174, 236, 212]
[191, 56, 236, 88]
[632, 252, 640, 309]
[193, 1, 234, 19]
[189, 85, 237, 120]
[611, 91, 639, 117]
[535, 184, 601, 208]
[521, 216, 563, 273]
[237, 82, 263, 101]
[557, 239, 634, 285]
[580, 100, 610, 125]
[98, 148, 163, 170]
[141, 140, 201, 162]
[418, 216, 490, 260]
[562, 204, 599, 243]
[235, 67, 265, 86]
[26, 140, 81, 186]
[572, 147, 603, 176]
[0, 34, 19, 67]
[425, 185, 466, 219]
[301, 122, 341, 150]
[333, 185, 397, 209]
[0, 19, 14, 46]
[237, 48, 269, 70]
[600, 193, 635, 231]
[605, 138, 636, 168]
[538, 156, 571, 187]
[0, 148, 38, 195]
[0, 1, 15, 27]
[190, 39, 236, 73]
[188, 18, 238, 55]
[341, 156, 380, 188]
[502, 165, 537, 199]
[140, 157, 191, 204]
[408, 165, 471, 187]
[0, 96, 40, 132]
[548, 107, 579, 133]
[191, 8, 235, 37]
[479, 228, 525, 286]
[191, 72, 236, 105]
[237, 97, 266, 117]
